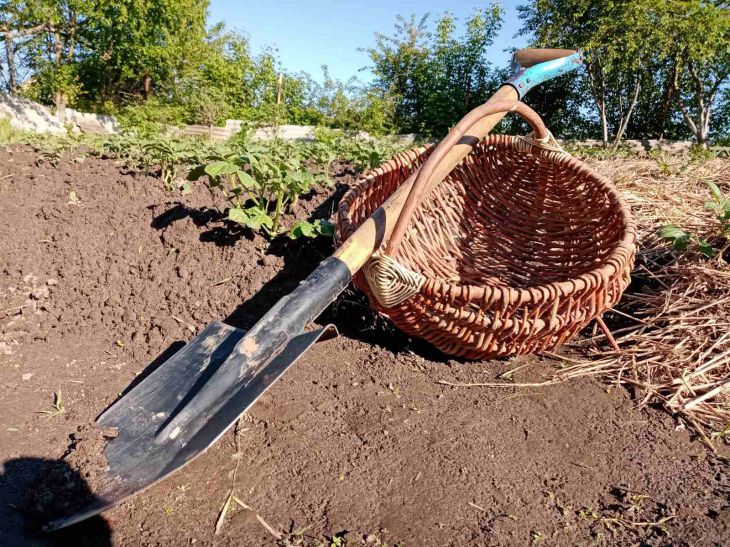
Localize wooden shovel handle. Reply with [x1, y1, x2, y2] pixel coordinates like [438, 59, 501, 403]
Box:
[384, 100, 549, 256]
[333, 85, 519, 273]
[513, 48, 578, 68]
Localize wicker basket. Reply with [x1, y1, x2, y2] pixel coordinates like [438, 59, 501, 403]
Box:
[336, 101, 637, 359]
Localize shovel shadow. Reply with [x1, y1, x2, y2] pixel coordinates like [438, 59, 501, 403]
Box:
[0, 457, 112, 546]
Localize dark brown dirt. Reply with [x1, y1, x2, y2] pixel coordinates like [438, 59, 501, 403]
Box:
[63, 424, 119, 493]
[0, 146, 727, 546]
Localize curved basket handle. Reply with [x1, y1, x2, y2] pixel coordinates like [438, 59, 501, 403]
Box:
[384, 100, 549, 257]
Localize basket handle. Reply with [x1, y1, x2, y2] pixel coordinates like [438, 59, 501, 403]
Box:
[384, 100, 550, 257]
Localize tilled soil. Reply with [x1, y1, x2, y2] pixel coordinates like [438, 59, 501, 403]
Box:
[0, 146, 727, 546]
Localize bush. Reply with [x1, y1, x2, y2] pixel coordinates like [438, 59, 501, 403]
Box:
[116, 99, 188, 137]
[0, 117, 15, 143]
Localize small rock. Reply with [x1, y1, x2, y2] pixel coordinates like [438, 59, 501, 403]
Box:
[46, 279, 58, 286]
[177, 266, 189, 279]
[261, 254, 278, 267]
[21, 373, 33, 381]
[122, 310, 137, 323]
[31, 286, 50, 300]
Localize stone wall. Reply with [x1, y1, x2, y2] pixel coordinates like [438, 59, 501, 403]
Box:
[65, 108, 120, 135]
[0, 94, 120, 135]
[0, 94, 67, 135]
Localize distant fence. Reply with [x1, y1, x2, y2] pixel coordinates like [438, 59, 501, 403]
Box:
[168, 121, 320, 142]
[167, 120, 418, 144]
[167, 120, 729, 156]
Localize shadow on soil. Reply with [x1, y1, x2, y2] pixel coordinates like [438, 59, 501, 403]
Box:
[0, 457, 112, 546]
[149, 182, 450, 363]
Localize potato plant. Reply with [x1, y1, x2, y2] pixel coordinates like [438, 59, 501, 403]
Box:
[189, 143, 331, 236]
[141, 138, 197, 193]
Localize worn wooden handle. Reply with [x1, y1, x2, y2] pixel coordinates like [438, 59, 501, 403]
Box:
[513, 48, 577, 68]
[333, 85, 519, 274]
[384, 100, 549, 256]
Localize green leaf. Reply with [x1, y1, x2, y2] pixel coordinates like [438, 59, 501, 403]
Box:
[180, 182, 192, 195]
[287, 220, 317, 239]
[660, 224, 690, 251]
[706, 180, 724, 202]
[228, 207, 273, 231]
[697, 238, 716, 258]
[287, 219, 335, 239]
[204, 160, 238, 177]
[315, 219, 335, 236]
[235, 170, 257, 189]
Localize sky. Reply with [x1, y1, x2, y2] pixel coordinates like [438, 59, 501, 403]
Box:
[207, 0, 528, 84]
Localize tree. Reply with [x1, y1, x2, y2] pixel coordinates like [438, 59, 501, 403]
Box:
[518, 0, 730, 146]
[0, 0, 88, 116]
[78, 0, 208, 102]
[365, 6, 504, 137]
[365, 13, 430, 132]
[519, 0, 664, 148]
[667, 0, 729, 145]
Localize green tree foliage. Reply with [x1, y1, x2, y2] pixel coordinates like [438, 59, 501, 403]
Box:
[1, 1, 386, 131]
[79, 0, 208, 102]
[2, 1, 727, 143]
[366, 5, 504, 137]
[518, 0, 729, 146]
[667, 0, 730, 145]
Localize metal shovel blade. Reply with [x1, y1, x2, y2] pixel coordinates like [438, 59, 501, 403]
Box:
[45, 320, 337, 531]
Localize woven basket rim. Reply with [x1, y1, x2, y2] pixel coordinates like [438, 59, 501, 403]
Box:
[338, 135, 637, 306]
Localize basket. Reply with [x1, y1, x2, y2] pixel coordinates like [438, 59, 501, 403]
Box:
[336, 100, 637, 359]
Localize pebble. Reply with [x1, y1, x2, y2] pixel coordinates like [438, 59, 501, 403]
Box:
[31, 286, 50, 300]
[261, 254, 278, 267]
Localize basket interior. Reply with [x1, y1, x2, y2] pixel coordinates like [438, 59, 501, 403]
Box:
[392, 140, 625, 289]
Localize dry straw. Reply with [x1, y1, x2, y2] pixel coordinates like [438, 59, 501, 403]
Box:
[557, 153, 730, 447]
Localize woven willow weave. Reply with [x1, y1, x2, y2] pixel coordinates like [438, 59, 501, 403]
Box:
[337, 106, 636, 360]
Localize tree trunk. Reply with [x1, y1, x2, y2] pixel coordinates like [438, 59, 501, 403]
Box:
[673, 60, 713, 146]
[55, 91, 67, 123]
[599, 101, 608, 147]
[586, 62, 609, 147]
[143, 74, 152, 99]
[658, 63, 676, 140]
[4, 31, 16, 92]
[612, 78, 641, 151]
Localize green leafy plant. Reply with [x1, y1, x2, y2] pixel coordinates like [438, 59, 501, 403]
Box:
[661, 180, 730, 258]
[307, 141, 338, 182]
[141, 137, 194, 193]
[190, 144, 324, 235]
[339, 138, 397, 172]
[705, 180, 730, 229]
[287, 219, 335, 240]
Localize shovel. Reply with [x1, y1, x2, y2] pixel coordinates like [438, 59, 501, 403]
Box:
[46, 48, 582, 531]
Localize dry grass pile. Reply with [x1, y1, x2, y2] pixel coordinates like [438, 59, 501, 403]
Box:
[557, 153, 730, 448]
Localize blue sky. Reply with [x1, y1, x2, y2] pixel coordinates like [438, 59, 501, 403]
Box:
[208, 1, 528, 83]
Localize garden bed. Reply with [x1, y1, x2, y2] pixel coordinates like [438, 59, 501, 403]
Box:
[0, 147, 727, 546]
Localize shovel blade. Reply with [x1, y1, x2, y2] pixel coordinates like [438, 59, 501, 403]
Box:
[45, 320, 337, 531]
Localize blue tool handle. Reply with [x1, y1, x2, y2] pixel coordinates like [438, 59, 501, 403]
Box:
[507, 50, 583, 99]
